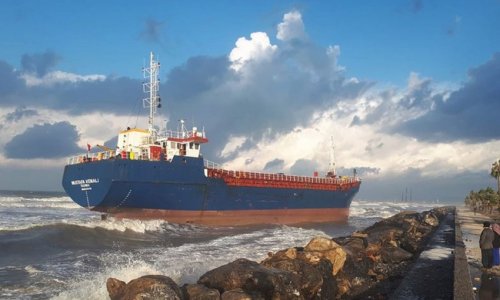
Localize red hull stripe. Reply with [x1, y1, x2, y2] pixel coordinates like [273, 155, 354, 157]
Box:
[95, 208, 350, 226]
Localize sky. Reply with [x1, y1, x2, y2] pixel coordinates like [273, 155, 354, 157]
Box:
[0, 0, 499, 203]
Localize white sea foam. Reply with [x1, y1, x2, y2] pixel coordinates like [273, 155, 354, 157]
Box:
[67, 217, 168, 233]
[0, 196, 78, 209]
[350, 200, 441, 219]
[52, 225, 327, 299]
[25, 265, 42, 275]
[53, 258, 163, 300]
[0, 195, 173, 233]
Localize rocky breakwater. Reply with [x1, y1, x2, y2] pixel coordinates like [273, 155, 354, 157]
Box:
[106, 207, 452, 299]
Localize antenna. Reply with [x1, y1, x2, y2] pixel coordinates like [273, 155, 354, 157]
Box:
[143, 52, 161, 141]
[329, 136, 336, 176]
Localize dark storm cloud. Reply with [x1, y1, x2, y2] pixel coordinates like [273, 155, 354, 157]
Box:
[103, 136, 118, 149]
[399, 79, 433, 109]
[263, 159, 285, 172]
[4, 121, 81, 159]
[0, 62, 142, 115]
[53, 77, 142, 114]
[0, 55, 142, 116]
[164, 56, 231, 101]
[4, 106, 38, 122]
[289, 159, 319, 176]
[396, 53, 500, 142]
[140, 18, 165, 43]
[21, 51, 60, 76]
[0, 60, 24, 95]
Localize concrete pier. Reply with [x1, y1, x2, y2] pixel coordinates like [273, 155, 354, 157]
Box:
[389, 206, 498, 299]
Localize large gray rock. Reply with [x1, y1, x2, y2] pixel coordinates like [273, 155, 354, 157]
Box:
[261, 250, 324, 298]
[181, 283, 220, 300]
[106, 275, 183, 300]
[198, 258, 303, 299]
[380, 246, 413, 264]
[221, 288, 254, 300]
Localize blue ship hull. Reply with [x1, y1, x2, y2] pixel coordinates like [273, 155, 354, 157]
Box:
[62, 156, 360, 225]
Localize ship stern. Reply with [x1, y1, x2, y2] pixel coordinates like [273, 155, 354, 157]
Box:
[62, 160, 113, 210]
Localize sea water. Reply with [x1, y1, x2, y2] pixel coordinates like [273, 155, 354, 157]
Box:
[0, 190, 443, 299]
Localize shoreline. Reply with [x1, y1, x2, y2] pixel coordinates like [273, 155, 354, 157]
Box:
[107, 206, 458, 299]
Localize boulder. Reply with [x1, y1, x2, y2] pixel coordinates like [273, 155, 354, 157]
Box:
[221, 288, 254, 300]
[182, 283, 220, 300]
[198, 258, 303, 299]
[262, 254, 323, 298]
[380, 246, 413, 264]
[262, 246, 339, 299]
[313, 259, 338, 299]
[106, 275, 183, 300]
[107, 278, 126, 300]
[302, 236, 346, 275]
[421, 211, 439, 227]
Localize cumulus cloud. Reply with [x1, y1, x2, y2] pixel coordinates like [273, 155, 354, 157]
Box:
[277, 10, 307, 41]
[229, 32, 277, 71]
[4, 121, 82, 159]
[160, 10, 370, 162]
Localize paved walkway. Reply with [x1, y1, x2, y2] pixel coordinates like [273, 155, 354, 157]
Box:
[456, 206, 500, 299]
[390, 210, 456, 299]
[386, 206, 497, 299]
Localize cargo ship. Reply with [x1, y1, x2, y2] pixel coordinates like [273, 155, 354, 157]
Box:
[62, 52, 361, 226]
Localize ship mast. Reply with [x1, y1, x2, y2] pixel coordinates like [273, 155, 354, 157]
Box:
[328, 136, 337, 177]
[143, 52, 161, 141]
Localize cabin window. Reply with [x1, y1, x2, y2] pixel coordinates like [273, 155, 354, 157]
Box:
[189, 142, 194, 149]
[195, 143, 199, 150]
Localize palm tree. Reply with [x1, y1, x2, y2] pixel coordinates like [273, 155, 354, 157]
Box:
[492, 160, 500, 195]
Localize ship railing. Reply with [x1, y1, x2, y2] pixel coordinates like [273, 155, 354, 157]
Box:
[207, 168, 361, 185]
[204, 159, 222, 170]
[67, 150, 116, 165]
[161, 129, 206, 140]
